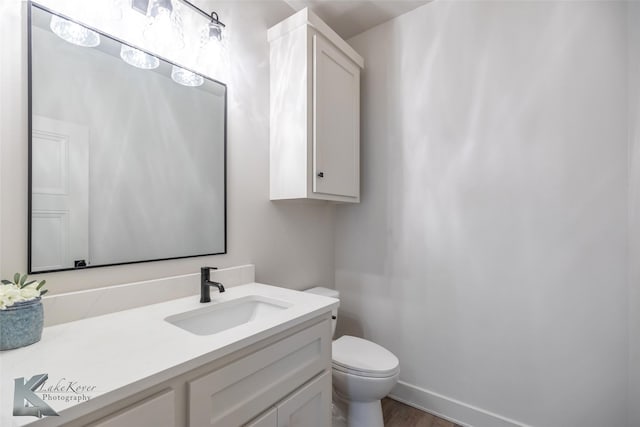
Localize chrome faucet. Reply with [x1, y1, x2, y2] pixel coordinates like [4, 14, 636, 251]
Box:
[200, 266, 225, 303]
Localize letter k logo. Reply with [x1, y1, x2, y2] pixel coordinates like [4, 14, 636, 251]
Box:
[13, 374, 58, 417]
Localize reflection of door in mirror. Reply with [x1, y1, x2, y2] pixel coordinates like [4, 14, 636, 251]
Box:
[31, 116, 89, 271]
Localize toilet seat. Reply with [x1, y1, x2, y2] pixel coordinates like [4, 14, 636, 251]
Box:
[332, 336, 399, 378]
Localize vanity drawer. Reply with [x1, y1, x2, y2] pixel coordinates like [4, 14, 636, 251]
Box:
[188, 319, 331, 427]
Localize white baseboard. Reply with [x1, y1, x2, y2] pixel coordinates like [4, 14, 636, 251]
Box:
[389, 381, 531, 427]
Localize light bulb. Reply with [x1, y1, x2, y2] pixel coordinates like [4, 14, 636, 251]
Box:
[202, 20, 223, 44]
[120, 45, 159, 69]
[144, 0, 184, 51]
[50, 15, 100, 47]
[148, 0, 172, 18]
[198, 20, 225, 66]
[171, 66, 204, 87]
[106, 0, 125, 22]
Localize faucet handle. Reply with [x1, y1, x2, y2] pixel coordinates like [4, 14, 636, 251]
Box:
[201, 266, 218, 275]
[200, 266, 218, 282]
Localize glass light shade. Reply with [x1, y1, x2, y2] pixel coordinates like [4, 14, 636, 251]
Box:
[105, 0, 125, 22]
[119, 45, 159, 69]
[143, 0, 184, 51]
[202, 20, 223, 43]
[199, 21, 226, 66]
[171, 66, 204, 87]
[49, 15, 100, 47]
[148, 0, 172, 17]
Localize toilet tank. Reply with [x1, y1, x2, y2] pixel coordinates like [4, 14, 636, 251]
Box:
[304, 287, 339, 337]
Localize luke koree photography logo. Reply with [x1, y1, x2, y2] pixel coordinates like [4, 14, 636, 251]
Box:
[13, 373, 97, 418]
[13, 374, 58, 418]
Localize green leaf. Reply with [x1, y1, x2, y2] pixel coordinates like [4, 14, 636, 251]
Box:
[19, 274, 27, 287]
[22, 280, 36, 288]
[40, 289, 48, 296]
[1, 280, 13, 285]
[36, 280, 46, 290]
[13, 273, 20, 284]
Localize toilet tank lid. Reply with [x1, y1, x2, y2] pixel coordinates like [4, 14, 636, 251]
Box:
[304, 287, 339, 299]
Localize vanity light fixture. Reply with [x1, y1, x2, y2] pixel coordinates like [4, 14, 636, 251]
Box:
[100, 0, 126, 23]
[198, 11, 226, 64]
[200, 11, 225, 45]
[130, 0, 225, 53]
[171, 65, 204, 87]
[148, 0, 173, 18]
[143, 0, 185, 50]
[120, 44, 160, 69]
[198, 12, 226, 72]
[49, 15, 100, 47]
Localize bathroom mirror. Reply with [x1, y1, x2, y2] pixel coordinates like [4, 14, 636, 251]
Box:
[28, 4, 227, 273]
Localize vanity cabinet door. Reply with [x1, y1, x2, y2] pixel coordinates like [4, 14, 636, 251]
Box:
[312, 33, 360, 201]
[88, 390, 175, 427]
[245, 407, 277, 427]
[188, 319, 331, 426]
[276, 371, 331, 427]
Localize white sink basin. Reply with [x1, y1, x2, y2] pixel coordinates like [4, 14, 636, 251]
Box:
[165, 295, 292, 336]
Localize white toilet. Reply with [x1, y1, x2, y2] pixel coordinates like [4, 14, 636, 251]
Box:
[305, 287, 400, 427]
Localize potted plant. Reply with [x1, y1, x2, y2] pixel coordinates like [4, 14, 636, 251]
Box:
[0, 273, 47, 351]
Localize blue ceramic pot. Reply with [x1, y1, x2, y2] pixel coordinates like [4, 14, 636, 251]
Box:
[0, 297, 43, 351]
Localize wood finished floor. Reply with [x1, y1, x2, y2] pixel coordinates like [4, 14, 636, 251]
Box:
[382, 398, 463, 427]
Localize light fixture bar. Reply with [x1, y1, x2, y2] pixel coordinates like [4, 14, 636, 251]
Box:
[130, 0, 225, 27]
[181, 0, 225, 27]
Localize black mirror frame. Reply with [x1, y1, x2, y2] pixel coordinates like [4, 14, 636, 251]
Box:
[27, 1, 228, 274]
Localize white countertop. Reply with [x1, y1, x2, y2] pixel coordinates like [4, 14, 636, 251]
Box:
[0, 283, 338, 427]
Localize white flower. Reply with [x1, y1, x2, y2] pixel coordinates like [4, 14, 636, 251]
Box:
[0, 284, 15, 296]
[20, 287, 40, 300]
[0, 283, 41, 309]
[0, 285, 24, 309]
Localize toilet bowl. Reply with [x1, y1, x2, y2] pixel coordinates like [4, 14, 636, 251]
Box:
[305, 287, 400, 427]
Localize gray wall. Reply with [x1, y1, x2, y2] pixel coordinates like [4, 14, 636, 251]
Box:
[1, 1, 336, 294]
[337, 1, 628, 426]
[628, 1, 640, 426]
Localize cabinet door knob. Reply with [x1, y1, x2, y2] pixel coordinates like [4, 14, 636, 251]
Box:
[317, 172, 324, 178]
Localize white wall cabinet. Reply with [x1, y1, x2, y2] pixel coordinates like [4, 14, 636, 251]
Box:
[269, 8, 364, 203]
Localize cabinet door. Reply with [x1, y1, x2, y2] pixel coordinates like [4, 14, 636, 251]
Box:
[189, 319, 331, 426]
[313, 33, 360, 200]
[89, 390, 175, 427]
[245, 407, 277, 427]
[277, 371, 331, 427]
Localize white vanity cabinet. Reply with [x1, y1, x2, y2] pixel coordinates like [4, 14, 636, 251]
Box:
[61, 316, 332, 427]
[87, 391, 176, 427]
[268, 8, 364, 203]
[189, 319, 331, 426]
[245, 372, 331, 427]
[246, 408, 278, 427]
[276, 371, 331, 427]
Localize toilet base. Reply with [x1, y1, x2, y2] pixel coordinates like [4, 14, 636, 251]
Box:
[334, 391, 384, 427]
[331, 400, 348, 427]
